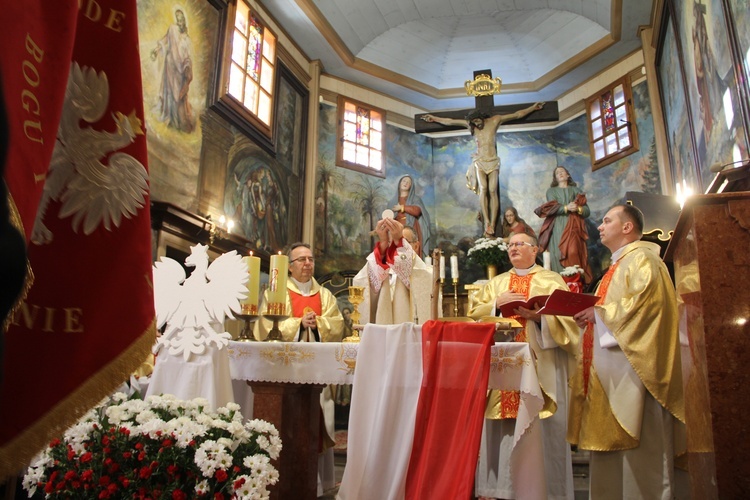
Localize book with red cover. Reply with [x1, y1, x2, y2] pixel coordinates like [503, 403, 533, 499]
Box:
[536, 289, 599, 316]
[499, 295, 550, 318]
[499, 289, 598, 317]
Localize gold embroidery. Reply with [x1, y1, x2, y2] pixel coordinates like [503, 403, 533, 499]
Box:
[489, 346, 528, 373]
[260, 344, 315, 365]
[334, 344, 358, 374]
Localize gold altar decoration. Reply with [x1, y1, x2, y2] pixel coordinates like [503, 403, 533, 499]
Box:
[465, 73, 502, 97]
[343, 285, 365, 343]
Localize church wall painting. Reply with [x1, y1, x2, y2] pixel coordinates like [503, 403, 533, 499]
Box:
[658, 13, 701, 194]
[219, 66, 307, 254]
[314, 104, 435, 276]
[137, 0, 220, 212]
[314, 80, 660, 285]
[673, 0, 747, 190]
[727, 0, 750, 93]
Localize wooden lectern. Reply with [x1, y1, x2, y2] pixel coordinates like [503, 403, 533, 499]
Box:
[664, 192, 750, 498]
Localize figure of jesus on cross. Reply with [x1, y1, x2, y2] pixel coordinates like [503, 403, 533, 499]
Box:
[422, 102, 543, 237]
[416, 70, 556, 238]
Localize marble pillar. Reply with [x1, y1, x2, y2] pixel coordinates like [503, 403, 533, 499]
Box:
[665, 192, 750, 498]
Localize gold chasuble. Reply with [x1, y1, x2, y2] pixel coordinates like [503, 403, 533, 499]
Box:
[568, 241, 685, 451]
[256, 278, 344, 342]
[469, 265, 578, 420]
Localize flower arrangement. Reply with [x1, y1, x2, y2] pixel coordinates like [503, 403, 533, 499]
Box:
[23, 393, 281, 500]
[560, 264, 584, 277]
[466, 237, 509, 268]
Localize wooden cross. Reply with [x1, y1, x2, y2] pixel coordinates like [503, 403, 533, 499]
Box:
[414, 69, 559, 133]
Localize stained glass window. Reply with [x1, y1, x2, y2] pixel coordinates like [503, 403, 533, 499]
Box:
[228, 1, 276, 127]
[336, 96, 386, 177]
[585, 76, 639, 170]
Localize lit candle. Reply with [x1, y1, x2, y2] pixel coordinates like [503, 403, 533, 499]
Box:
[424, 256, 432, 267]
[439, 255, 445, 280]
[450, 255, 459, 280]
[267, 252, 289, 314]
[543, 251, 551, 270]
[241, 253, 261, 314]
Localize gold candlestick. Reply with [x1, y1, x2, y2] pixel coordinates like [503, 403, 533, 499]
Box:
[452, 278, 459, 317]
[236, 308, 259, 342]
[262, 313, 288, 342]
[343, 285, 365, 343]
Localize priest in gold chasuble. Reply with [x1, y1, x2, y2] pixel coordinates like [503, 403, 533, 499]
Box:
[469, 233, 578, 500]
[570, 205, 685, 499]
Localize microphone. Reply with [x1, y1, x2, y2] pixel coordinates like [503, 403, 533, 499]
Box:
[710, 159, 749, 173]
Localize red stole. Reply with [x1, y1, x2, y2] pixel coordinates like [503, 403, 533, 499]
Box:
[495, 273, 534, 419]
[506, 273, 534, 342]
[289, 291, 322, 317]
[582, 262, 619, 395]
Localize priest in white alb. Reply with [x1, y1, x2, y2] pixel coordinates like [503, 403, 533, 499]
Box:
[353, 217, 433, 325]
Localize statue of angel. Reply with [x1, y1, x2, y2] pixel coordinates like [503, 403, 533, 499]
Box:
[152, 244, 248, 361]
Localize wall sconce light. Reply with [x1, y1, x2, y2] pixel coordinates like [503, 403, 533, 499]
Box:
[204, 214, 235, 244]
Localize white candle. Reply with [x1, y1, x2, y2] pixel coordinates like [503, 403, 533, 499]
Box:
[267, 252, 289, 311]
[425, 256, 432, 266]
[450, 255, 459, 279]
[543, 251, 551, 270]
[241, 253, 261, 314]
[439, 256, 446, 280]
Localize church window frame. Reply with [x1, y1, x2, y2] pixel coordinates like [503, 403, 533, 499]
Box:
[585, 76, 639, 171]
[336, 96, 387, 178]
[212, 0, 277, 154]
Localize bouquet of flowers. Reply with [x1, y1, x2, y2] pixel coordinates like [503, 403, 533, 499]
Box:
[560, 264, 585, 293]
[467, 237, 509, 268]
[23, 393, 281, 500]
[560, 265, 584, 277]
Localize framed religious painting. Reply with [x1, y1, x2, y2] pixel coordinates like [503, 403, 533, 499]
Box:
[137, 0, 223, 207]
[671, 0, 749, 189]
[657, 7, 701, 194]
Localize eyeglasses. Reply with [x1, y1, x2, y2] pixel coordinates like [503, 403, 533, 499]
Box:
[291, 256, 315, 264]
[507, 241, 536, 249]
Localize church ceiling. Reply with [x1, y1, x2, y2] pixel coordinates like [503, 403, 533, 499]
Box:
[263, 0, 654, 111]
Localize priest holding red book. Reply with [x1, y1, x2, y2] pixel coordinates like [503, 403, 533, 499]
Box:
[469, 232, 579, 500]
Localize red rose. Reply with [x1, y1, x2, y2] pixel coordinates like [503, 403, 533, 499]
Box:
[99, 476, 111, 486]
[139, 466, 152, 479]
[64, 470, 77, 480]
[215, 469, 228, 482]
[122, 451, 133, 459]
[172, 490, 187, 500]
[80, 452, 93, 463]
[82, 469, 94, 482]
[233, 477, 245, 490]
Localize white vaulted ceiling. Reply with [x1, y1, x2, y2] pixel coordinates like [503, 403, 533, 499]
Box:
[262, 0, 654, 111]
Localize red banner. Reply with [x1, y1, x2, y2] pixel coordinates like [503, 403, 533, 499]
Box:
[1, 0, 155, 477]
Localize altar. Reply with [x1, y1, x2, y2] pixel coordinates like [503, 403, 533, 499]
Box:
[227, 330, 545, 499]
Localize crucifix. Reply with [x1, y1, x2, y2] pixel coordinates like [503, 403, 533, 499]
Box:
[414, 69, 559, 237]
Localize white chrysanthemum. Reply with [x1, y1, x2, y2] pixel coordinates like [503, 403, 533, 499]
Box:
[136, 418, 168, 439]
[266, 435, 282, 459]
[165, 416, 205, 448]
[135, 409, 158, 424]
[195, 479, 210, 495]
